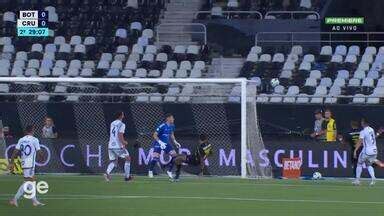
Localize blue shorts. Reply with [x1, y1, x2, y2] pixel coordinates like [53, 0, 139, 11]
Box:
[153, 141, 174, 154]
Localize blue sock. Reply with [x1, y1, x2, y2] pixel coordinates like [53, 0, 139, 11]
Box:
[168, 157, 175, 172]
[149, 157, 159, 171]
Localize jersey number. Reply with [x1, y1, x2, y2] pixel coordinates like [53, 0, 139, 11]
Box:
[112, 126, 117, 137]
[20, 144, 32, 156]
[370, 132, 376, 143]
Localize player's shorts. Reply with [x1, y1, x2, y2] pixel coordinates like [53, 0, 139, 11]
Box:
[108, 148, 130, 161]
[23, 168, 35, 178]
[358, 151, 377, 166]
[152, 141, 174, 154]
[185, 154, 200, 166]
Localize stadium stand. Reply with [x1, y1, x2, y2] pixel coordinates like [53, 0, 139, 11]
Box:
[239, 43, 384, 104]
[0, 0, 212, 103]
[0, 0, 383, 105]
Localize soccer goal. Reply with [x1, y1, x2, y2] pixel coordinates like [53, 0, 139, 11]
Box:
[0, 77, 271, 179]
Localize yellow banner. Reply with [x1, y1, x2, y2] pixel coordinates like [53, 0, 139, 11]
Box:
[0, 159, 8, 174]
[0, 158, 23, 175]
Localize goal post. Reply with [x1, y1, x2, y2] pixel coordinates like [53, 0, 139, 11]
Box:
[0, 77, 271, 179]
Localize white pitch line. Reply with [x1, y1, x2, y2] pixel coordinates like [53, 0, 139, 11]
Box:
[2, 179, 384, 190]
[0, 194, 382, 205]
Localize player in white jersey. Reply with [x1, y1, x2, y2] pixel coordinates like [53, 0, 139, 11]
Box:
[104, 111, 132, 182]
[8, 125, 45, 207]
[353, 118, 384, 186]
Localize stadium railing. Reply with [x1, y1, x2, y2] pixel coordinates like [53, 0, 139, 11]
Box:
[264, 11, 320, 20]
[255, 32, 384, 47]
[156, 23, 207, 46]
[194, 10, 263, 20]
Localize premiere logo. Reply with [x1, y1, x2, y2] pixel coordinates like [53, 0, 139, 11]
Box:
[325, 17, 364, 32]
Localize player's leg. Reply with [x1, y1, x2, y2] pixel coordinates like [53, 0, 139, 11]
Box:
[353, 152, 364, 185]
[166, 148, 177, 179]
[367, 156, 378, 186]
[373, 159, 384, 168]
[148, 141, 162, 178]
[9, 177, 29, 207]
[174, 155, 187, 180]
[351, 150, 359, 177]
[104, 149, 118, 181]
[149, 149, 161, 178]
[10, 169, 33, 207]
[119, 149, 132, 181]
[18, 169, 44, 206]
[124, 156, 132, 181]
[29, 170, 44, 206]
[352, 158, 358, 177]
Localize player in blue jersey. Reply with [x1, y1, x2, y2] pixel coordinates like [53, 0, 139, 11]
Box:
[148, 113, 181, 179]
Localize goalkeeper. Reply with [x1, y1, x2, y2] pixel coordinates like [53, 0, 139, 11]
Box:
[173, 134, 213, 181]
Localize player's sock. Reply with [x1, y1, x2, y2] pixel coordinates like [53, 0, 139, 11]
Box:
[149, 157, 159, 171]
[124, 161, 131, 178]
[106, 162, 115, 175]
[168, 156, 175, 172]
[367, 165, 376, 180]
[356, 164, 362, 180]
[14, 183, 25, 200]
[175, 164, 181, 179]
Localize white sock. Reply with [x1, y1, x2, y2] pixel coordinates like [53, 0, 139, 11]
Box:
[356, 164, 363, 180]
[124, 162, 131, 178]
[368, 166, 376, 180]
[106, 162, 115, 174]
[14, 183, 25, 200]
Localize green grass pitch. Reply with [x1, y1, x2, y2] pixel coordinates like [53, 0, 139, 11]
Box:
[1, 175, 384, 216]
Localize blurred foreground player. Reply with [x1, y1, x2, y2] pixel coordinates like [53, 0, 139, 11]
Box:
[352, 118, 384, 186]
[104, 111, 132, 182]
[8, 125, 45, 207]
[173, 134, 213, 181]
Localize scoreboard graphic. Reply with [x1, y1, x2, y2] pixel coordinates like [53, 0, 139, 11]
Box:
[17, 10, 49, 37]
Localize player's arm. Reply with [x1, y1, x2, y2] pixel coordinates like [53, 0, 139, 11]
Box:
[333, 122, 337, 140]
[318, 121, 327, 136]
[376, 127, 384, 138]
[35, 139, 44, 161]
[153, 130, 167, 149]
[52, 126, 58, 138]
[171, 132, 181, 148]
[36, 149, 44, 161]
[153, 131, 160, 141]
[338, 132, 348, 145]
[310, 123, 318, 138]
[118, 132, 127, 147]
[118, 124, 128, 147]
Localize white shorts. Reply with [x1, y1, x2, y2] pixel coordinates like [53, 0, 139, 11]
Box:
[358, 152, 378, 166]
[108, 148, 129, 161]
[23, 168, 35, 178]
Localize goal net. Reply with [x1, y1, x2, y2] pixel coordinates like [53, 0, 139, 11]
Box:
[0, 77, 272, 178]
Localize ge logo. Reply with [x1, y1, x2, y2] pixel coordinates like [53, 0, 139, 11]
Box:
[23, 181, 49, 199]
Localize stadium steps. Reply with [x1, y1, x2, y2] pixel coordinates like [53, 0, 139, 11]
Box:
[209, 58, 244, 78]
[156, 0, 203, 47]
